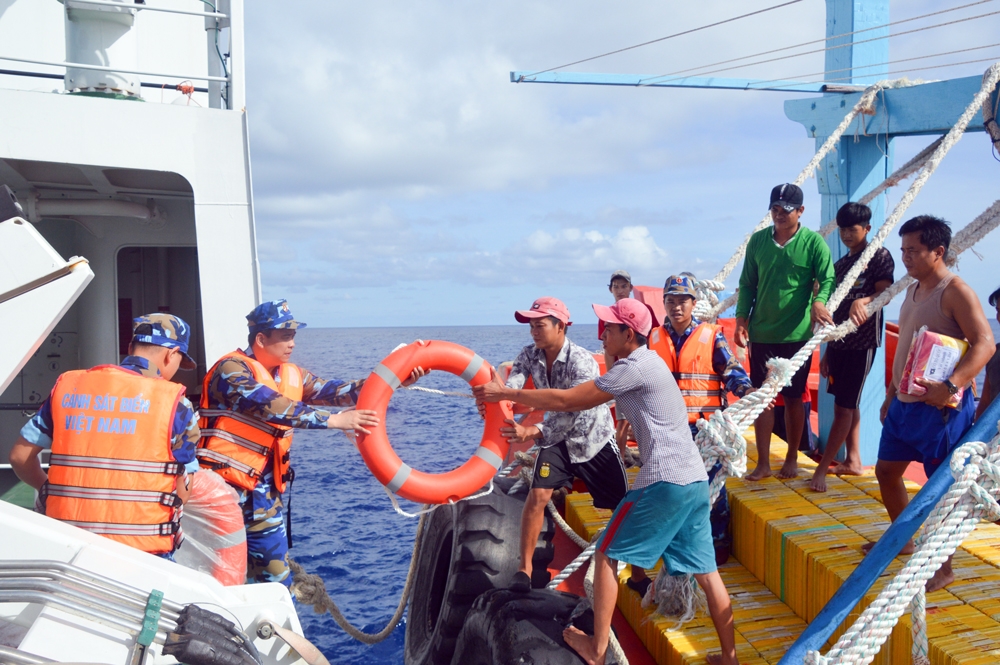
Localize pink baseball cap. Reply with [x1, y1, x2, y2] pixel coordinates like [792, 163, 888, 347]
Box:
[592, 298, 657, 337]
[514, 297, 572, 325]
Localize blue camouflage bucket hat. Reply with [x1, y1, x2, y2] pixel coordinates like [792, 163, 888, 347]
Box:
[247, 299, 307, 336]
[664, 274, 698, 298]
[132, 313, 197, 370]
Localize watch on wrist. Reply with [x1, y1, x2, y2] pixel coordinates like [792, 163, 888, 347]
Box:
[944, 379, 960, 395]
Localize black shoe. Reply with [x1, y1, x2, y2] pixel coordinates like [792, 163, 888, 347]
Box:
[509, 571, 531, 593]
[626, 576, 652, 598]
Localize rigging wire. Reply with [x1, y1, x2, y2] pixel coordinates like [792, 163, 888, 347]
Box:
[759, 55, 1000, 91]
[518, 0, 806, 79]
[638, 7, 1000, 86]
[745, 42, 1000, 89]
[640, 0, 995, 84]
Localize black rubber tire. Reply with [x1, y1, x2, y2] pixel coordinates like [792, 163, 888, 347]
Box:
[404, 477, 557, 665]
[450, 588, 603, 665]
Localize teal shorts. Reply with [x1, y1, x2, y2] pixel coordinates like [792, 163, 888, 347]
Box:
[597, 480, 716, 575]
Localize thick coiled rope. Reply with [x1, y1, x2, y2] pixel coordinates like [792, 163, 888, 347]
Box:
[804, 430, 1000, 665]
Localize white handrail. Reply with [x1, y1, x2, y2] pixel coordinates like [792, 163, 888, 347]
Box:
[0, 55, 228, 84]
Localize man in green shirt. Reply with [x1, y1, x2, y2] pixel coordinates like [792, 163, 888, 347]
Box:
[734, 183, 836, 481]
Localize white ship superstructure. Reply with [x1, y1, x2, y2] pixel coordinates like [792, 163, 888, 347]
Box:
[0, 0, 261, 477]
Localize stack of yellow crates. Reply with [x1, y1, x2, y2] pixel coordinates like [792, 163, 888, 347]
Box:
[558, 431, 1000, 664]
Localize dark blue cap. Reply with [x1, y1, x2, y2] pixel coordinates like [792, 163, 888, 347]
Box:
[247, 299, 307, 336]
[132, 314, 196, 370]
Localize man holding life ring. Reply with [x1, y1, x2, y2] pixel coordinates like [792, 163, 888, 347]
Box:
[496, 296, 647, 594]
[9, 314, 201, 560]
[197, 300, 422, 586]
[475, 298, 738, 665]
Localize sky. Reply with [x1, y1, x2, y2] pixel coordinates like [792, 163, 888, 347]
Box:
[244, 0, 1000, 328]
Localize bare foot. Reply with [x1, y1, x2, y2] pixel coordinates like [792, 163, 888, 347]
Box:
[925, 568, 954, 593]
[861, 541, 916, 556]
[706, 653, 740, 665]
[831, 462, 863, 476]
[746, 465, 772, 481]
[809, 470, 828, 492]
[776, 459, 799, 479]
[562, 626, 604, 665]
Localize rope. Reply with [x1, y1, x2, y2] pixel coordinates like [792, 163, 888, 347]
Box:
[287, 510, 428, 645]
[707, 78, 901, 315]
[815, 136, 943, 240]
[804, 431, 1000, 665]
[652, 63, 1000, 625]
[983, 68, 1000, 155]
[548, 541, 599, 590]
[548, 501, 590, 549]
[402, 385, 473, 398]
[582, 552, 630, 665]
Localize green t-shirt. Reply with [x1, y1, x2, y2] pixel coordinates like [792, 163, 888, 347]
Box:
[735, 225, 836, 344]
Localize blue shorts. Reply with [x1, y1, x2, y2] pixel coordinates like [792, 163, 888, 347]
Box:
[597, 480, 716, 575]
[878, 391, 975, 477]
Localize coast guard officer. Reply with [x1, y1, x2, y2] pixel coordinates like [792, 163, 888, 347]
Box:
[9, 314, 201, 559]
[197, 300, 419, 586]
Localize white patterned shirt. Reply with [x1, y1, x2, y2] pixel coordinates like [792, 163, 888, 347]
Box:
[595, 346, 707, 489]
[507, 338, 615, 463]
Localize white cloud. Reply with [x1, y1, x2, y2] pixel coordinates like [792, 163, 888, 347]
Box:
[245, 0, 1000, 326]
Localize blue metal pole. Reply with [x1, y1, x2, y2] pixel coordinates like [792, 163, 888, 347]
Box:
[778, 397, 1000, 665]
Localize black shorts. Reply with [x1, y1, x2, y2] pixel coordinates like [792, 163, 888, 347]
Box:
[826, 347, 876, 410]
[750, 341, 811, 399]
[531, 439, 628, 510]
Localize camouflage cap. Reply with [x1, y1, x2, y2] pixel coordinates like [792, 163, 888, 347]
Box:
[663, 274, 698, 298]
[132, 313, 196, 370]
[247, 299, 307, 336]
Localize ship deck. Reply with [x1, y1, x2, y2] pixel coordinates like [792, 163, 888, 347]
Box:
[553, 433, 1000, 665]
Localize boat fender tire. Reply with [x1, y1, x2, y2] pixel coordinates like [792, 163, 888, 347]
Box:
[449, 588, 606, 665]
[404, 477, 555, 665]
[357, 340, 514, 504]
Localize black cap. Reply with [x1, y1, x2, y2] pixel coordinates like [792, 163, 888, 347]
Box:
[769, 183, 804, 212]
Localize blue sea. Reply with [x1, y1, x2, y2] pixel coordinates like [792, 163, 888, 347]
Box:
[285, 324, 602, 665]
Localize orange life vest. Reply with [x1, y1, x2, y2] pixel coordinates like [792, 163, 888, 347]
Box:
[648, 322, 726, 423]
[197, 350, 303, 493]
[47, 365, 185, 554]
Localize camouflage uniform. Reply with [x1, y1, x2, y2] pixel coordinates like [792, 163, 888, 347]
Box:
[201, 300, 363, 585]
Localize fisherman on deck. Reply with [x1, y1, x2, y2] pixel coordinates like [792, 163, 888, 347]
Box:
[810, 202, 894, 492]
[608, 269, 633, 302]
[197, 300, 412, 586]
[497, 297, 643, 593]
[869, 216, 994, 592]
[645, 274, 753, 565]
[9, 314, 201, 559]
[475, 298, 739, 665]
[735, 183, 836, 481]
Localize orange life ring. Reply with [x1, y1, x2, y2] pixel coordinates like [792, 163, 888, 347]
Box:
[356, 340, 513, 504]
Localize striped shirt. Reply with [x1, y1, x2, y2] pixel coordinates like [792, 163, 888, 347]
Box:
[595, 347, 707, 489]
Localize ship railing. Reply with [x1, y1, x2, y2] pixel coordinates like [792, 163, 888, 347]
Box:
[0, 0, 237, 108]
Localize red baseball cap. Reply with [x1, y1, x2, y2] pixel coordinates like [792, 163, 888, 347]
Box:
[592, 298, 657, 337]
[514, 297, 572, 325]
